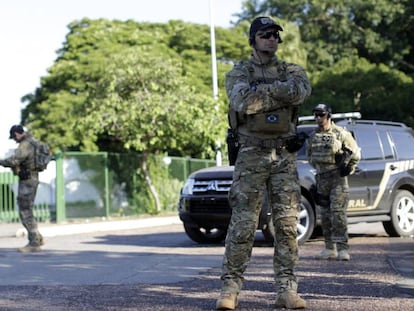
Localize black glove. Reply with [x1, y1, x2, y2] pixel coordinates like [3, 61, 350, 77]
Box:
[340, 165, 352, 177]
[286, 132, 308, 153]
[335, 152, 345, 165]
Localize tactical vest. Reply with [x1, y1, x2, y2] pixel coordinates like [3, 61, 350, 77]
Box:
[232, 59, 294, 136]
[309, 127, 343, 165]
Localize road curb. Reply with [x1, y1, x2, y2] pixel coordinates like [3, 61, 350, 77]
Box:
[13, 216, 182, 238]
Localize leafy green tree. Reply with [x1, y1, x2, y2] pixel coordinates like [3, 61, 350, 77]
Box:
[303, 57, 414, 127]
[78, 48, 224, 211]
[21, 17, 308, 151]
[22, 20, 220, 152]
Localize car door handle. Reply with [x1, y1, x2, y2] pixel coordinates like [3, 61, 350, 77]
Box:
[389, 164, 397, 170]
[354, 167, 362, 174]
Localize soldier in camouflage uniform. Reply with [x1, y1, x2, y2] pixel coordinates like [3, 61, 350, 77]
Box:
[216, 17, 311, 310]
[0, 125, 44, 253]
[306, 104, 360, 261]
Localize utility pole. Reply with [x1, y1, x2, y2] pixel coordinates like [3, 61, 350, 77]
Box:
[209, 0, 219, 100]
[209, 0, 222, 165]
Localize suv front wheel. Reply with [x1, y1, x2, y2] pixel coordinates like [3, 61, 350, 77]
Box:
[383, 190, 414, 237]
[183, 223, 227, 244]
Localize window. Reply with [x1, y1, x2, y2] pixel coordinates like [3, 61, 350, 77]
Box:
[354, 130, 384, 160]
[389, 131, 414, 159]
[297, 126, 315, 160]
[378, 131, 394, 159]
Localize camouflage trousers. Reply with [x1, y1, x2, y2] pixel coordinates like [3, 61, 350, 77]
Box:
[220, 146, 300, 294]
[18, 178, 43, 246]
[315, 170, 349, 251]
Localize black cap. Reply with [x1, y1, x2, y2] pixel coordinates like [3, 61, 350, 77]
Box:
[313, 103, 332, 114]
[249, 16, 283, 39]
[9, 125, 24, 139]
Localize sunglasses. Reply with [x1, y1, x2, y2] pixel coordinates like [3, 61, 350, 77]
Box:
[314, 112, 327, 118]
[257, 30, 280, 40]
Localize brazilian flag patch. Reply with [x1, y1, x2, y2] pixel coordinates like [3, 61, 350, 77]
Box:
[265, 113, 279, 124]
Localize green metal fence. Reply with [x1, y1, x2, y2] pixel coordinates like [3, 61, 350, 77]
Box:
[0, 172, 18, 222]
[0, 153, 216, 223]
[0, 172, 52, 223]
[167, 156, 217, 181]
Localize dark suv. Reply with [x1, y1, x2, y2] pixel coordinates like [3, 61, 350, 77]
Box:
[178, 113, 414, 244]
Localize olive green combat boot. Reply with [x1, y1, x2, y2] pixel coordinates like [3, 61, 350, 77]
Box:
[318, 247, 338, 260]
[275, 291, 306, 309]
[18, 243, 41, 253]
[337, 250, 350, 261]
[216, 292, 238, 310]
[18, 231, 44, 253]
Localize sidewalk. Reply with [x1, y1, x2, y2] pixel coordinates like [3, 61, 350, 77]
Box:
[0, 215, 182, 238]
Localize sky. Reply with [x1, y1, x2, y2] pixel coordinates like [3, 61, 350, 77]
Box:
[0, 0, 244, 156]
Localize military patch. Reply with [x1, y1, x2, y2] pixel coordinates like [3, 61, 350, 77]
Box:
[246, 110, 290, 134]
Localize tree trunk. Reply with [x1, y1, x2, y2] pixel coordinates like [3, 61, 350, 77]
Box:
[141, 152, 161, 212]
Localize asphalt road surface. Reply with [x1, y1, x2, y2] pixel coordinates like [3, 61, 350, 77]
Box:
[0, 221, 412, 310]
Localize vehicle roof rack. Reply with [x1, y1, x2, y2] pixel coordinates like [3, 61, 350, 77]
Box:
[298, 112, 361, 123]
[351, 120, 407, 128]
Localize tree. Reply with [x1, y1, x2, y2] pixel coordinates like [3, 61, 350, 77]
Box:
[77, 48, 224, 211]
[21, 18, 309, 151]
[302, 56, 414, 127]
[22, 19, 226, 154]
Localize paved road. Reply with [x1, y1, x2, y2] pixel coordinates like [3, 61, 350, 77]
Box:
[0, 220, 222, 286]
[0, 217, 412, 310]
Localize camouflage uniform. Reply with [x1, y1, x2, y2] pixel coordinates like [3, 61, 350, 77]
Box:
[0, 132, 43, 248]
[221, 55, 311, 297]
[306, 122, 360, 252]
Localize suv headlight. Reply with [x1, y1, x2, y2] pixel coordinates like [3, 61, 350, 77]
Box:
[181, 178, 195, 195]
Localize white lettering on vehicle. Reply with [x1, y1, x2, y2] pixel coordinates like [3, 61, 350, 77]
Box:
[370, 160, 414, 209]
[348, 199, 366, 208]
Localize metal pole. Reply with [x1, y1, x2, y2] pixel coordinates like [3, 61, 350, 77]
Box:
[104, 152, 110, 218]
[209, 0, 219, 100]
[209, 0, 223, 165]
[55, 151, 66, 222]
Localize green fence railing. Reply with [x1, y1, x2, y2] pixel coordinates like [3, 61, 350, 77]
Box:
[0, 172, 51, 223]
[0, 172, 18, 222]
[0, 153, 217, 223]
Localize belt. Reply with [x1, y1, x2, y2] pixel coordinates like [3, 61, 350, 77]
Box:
[238, 134, 292, 154]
